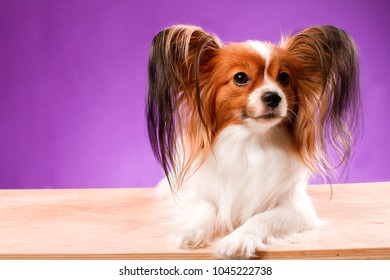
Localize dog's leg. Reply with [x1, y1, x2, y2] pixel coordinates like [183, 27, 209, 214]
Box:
[215, 188, 318, 258]
[173, 199, 217, 249]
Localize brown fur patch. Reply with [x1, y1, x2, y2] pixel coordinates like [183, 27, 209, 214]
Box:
[206, 44, 267, 133]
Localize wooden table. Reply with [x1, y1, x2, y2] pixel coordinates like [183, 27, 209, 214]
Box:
[0, 183, 389, 259]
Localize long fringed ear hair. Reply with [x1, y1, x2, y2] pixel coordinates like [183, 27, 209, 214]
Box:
[283, 26, 361, 177]
[147, 26, 222, 189]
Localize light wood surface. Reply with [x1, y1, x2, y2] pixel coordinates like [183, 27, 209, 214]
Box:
[0, 183, 389, 259]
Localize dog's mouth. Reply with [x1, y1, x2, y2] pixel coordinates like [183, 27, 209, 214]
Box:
[242, 110, 282, 121]
[254, 113, 280, 120]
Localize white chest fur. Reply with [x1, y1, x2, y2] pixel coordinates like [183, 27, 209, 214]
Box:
[180, 125, 310, 232]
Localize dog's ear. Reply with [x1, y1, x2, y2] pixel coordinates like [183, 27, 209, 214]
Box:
[147, 25, 222, 188]
[283, 26, 361, 175]
[148, 25, 222, 93]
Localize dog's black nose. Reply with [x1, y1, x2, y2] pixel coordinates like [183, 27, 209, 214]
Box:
[261, 92, 281, 108]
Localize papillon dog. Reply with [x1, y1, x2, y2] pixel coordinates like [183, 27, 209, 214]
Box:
[146, 25, 360, 258]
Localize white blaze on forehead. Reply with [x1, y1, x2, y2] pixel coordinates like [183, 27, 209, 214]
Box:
[243, 40, 288, 128]
[244, 42, 288, 123]
[246, 40, 272, 67]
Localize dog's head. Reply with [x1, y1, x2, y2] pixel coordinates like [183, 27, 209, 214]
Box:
[147, 25, 360, 187]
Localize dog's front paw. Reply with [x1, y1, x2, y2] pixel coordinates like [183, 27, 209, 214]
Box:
[215, 230, 265, 259]
[172, 227, 211, 249]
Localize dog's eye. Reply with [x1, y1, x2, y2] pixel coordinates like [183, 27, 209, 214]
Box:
[233, 72, 250, 86]
[278, 72, 290, 86]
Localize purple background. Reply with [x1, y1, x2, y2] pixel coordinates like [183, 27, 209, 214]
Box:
[0, 0, 389, 189]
